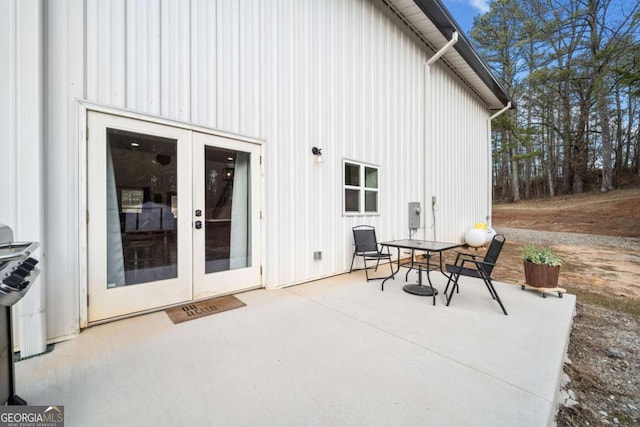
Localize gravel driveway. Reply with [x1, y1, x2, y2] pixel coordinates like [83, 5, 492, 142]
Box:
[495, 227, 640, 251]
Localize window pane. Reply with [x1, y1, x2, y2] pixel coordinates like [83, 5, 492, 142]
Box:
[345, 189, 360, 212]
[365, 191, 377, 212]
[345, 163, 360, 186]
[365, 167, 378, 188]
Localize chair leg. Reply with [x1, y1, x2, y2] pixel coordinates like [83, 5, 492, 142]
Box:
[482, 278, 497, 300]
[488, 284, 498, 300]
[349, 252, 356, 274]
[485, 278, 508, 315]
[446, 274, 460, 306]
[478, 271, 498, 301]
[443, 272, 454, 295]
[363, 257, 370, 281]
[446, 272, 508, 315]
[374, 257, 381, 272]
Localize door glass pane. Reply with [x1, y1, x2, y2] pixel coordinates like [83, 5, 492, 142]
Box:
[106, 128, 178, 287]
[204, 147, 251, 274]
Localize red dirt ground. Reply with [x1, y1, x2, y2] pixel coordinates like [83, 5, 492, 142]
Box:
[492, 188, 640, 238]
[491, 188, 640, 312]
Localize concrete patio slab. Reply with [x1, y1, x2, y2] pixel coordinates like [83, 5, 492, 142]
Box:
[15, 270, 575, 426]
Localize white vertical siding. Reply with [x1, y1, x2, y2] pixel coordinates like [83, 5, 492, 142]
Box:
[126, 0, 162, 114]
[15, 0, 494, 340]
[0, 0, 48, 350]
[160, 0, 191, 120]
[0, 0, 17, 228]
[428, 64, 490, 243]
[86, 0, 126, 107]
[43, 0, 85, 341]
[0, 0, 44, 244]
[261, 0, 430, 287]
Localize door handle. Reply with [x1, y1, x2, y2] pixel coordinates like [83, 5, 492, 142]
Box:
[195, 220, 203, 229]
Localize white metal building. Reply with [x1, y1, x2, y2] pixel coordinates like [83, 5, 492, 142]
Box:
[1, 0, 511, 347]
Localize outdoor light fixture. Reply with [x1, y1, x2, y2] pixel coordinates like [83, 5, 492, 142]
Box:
[312, 146, 323, 163]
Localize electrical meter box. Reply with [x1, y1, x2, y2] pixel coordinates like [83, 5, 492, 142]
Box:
[408, 202, 421, 230]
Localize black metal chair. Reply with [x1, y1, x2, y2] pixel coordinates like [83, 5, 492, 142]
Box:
[443, 234, 508, 315]
[349, 225, 392, 281]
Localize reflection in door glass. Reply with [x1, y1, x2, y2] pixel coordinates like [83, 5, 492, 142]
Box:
[106, 128, 178, 287]
[204, 147, 251, 273]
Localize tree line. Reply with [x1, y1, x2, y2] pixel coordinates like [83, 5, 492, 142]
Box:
[470, 0, 640, 201]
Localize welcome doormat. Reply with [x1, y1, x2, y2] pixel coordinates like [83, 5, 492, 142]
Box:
[165, 295, 246, 324]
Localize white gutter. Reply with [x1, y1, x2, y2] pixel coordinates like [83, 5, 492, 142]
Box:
[486, 101, 512, 227]
[426, 31, 459, 66]
[424, 31, 458, 240]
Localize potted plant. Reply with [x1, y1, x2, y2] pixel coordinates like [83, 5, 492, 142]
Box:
[521, 245, 563, 288]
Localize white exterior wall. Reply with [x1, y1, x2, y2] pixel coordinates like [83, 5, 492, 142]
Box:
[2, 0, 493, 341]
[0, 0, 49, 348]
[0, 0, 45, 260]
[427, 64, 491, 243]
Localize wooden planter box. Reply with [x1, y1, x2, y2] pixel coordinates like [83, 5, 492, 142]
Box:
[523, 260, 560, 288]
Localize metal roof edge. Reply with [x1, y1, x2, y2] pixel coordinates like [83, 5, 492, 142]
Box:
[412, 0, 515, 110]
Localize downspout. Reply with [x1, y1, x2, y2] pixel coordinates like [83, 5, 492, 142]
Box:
[490, 102, 512, 121]
[426, 31, 459, 66]
[424, 32, 458, 240]
[15, 0, 46, 358]
[487, 102, 512, 227]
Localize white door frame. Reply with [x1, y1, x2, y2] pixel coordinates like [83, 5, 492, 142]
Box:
[78, 101, 264, 327]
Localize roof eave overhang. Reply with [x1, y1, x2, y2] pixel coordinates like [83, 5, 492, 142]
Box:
[395, 0, 515, 110]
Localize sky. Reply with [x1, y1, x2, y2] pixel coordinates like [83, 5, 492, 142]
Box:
[441, 0, 492, 34]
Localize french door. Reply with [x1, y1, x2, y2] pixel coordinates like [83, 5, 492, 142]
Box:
[87, 112, 261, 323]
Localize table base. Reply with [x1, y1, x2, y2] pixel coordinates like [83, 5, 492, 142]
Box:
[403, 284, 438, 296]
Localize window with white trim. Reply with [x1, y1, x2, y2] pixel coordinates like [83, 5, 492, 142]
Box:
[343, 160, 379, 215]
